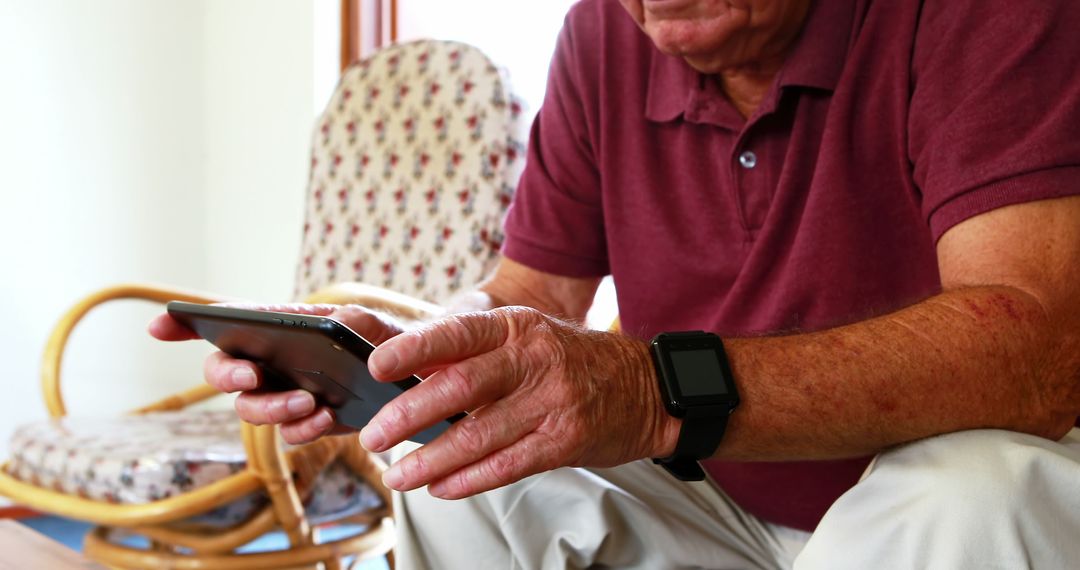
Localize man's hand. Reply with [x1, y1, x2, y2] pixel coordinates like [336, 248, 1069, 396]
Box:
[148, 303, 408, 444]
[360, 306, 681, 499]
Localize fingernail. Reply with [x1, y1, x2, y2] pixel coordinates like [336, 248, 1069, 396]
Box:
[231, 368, 258, 390]
[313, 409, 334, 430]
[360, 422, 386, 451]
[383, 464, 403, 489]
[370, 348, 399, 376]
[287, 392, 314, 416]
[428, 481, 447, 497]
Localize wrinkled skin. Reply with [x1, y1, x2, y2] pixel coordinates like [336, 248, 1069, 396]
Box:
[617, 0, 810, 73]
[149, 303, 678, 499]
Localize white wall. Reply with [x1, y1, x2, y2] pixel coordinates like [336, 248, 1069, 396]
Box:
[201, 1, 321, 302]
[0, 1, 331, 462]
[0, 0, 214, 449]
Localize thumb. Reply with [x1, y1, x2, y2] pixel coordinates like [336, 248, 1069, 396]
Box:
[148, 313, 201, 341]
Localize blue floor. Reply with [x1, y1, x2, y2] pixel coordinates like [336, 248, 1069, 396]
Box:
[19, 516, 389, 569]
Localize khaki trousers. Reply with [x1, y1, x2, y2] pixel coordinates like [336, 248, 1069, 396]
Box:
[392, 428, 1080, 569]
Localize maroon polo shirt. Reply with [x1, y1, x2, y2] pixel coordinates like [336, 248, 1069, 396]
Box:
[502, 0, 1080, 531]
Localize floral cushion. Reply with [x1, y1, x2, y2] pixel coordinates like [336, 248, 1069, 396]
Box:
[5, 411, 381, 528]
[293, 39, 529, 304]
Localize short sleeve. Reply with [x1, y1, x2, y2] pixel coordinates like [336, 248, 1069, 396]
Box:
[501, 10, 609, 277]
[908, 0, 1080, 242]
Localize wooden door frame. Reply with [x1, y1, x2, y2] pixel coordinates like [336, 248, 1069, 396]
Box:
[341, 0, 399, 72]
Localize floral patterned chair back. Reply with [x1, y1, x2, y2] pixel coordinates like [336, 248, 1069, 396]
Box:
[295, 39, 528, 304]
[0, 42, 529, 568]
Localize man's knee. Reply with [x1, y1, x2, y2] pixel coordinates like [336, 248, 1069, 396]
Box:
[870, 429, 1065, 513]
[880, 430, 1029, 501]
[798, 430, 1080, 569]
[393, 468, 624, 569]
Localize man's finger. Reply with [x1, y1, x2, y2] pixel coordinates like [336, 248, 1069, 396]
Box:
[360, 347, 520, 453]
[234, 390, 316, 425]
[280, 407, 337, 444]
[368, 311, 511, 380]
[425, 432, 558, 499]
[329, 305, 402, 345]
[203, 351, 263, 392]
[378, 392, 540, 492]
[147, 314, 201, 341]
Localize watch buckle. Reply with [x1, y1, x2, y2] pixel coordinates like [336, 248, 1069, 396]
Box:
[653, 457, 706, 481]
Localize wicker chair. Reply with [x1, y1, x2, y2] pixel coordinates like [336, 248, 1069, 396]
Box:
[0, 39, 526, 569]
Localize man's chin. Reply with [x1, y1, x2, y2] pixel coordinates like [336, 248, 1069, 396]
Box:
[680, 53, 729, 74]
[644, 24, 740, 74]
[650, 46, 732, 74]
[650, 44, 728, 73]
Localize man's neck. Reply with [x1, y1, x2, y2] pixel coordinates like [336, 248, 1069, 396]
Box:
[718, 57, 785, 119]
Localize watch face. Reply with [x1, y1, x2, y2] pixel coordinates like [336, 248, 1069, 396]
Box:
[653, 332, 739, 411]
[669, 349, 728, 396]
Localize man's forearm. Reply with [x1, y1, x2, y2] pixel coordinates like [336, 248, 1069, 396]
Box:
[716, 285, 1078, 461]
[445, 290, 502, 314]
[465, 257, 600, 322]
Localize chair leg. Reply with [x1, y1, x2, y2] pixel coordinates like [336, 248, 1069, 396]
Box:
[85, 519, 394, 569]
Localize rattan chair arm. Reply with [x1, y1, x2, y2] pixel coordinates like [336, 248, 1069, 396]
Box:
[134, 505, 281, 555]
[83, 518, 394, 570]
[242, 423, 314, 550]
[0, 432, 354, 530]
[0, 463, 262, 527]
[341, 439, 393, 507]
[132, 384, 223, 415]
[303, 282, 444, 322]
[287, 436, 348, 493]
[132, 435, 371, 555]
[609, 316, 621, 333]
[42, 282, 228, 418]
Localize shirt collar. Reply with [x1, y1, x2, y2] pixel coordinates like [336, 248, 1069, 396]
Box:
[644, 51, 697, 123]
[645, 0, 856, 123]
[776, 0, 856, 91]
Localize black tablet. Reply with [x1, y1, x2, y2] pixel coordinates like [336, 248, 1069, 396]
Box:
[166, 301, 463, 444]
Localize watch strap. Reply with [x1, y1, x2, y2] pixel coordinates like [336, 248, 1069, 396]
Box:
[654, 404, 731, 481]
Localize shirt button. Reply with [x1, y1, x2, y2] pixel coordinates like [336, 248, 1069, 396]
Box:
[738, 150, 758, 169]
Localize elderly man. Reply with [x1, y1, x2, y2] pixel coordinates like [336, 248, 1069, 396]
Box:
[153, 0, 1080, 567]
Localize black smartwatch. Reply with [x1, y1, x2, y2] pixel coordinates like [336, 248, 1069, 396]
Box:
[650, 331, 740, 481]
